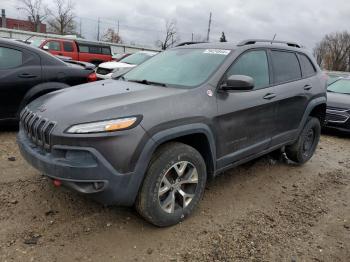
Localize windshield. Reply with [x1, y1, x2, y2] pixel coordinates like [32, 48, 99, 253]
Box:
[123, 48, 231, 88]
[328, 79, 350, 94]
[120, 52, 154, 65]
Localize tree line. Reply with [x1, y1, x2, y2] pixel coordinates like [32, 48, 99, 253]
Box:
[313, 31, 350, 72]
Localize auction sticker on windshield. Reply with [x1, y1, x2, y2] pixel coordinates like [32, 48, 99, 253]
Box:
[203, 49, 231, 55]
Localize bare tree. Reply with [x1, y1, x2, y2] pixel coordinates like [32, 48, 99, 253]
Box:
[102, 28, 122, 44]
[47, 0, 76, 35]
[17, 0, 47, 32]
[156, 20, 178, 50]
[313, 31, 350, 71]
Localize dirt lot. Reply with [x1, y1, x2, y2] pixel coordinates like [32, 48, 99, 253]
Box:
[0, 130, 349, 262]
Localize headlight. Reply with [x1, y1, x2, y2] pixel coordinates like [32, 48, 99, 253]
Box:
[66, 117, 138, 134]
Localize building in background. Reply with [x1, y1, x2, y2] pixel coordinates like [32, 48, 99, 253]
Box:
[1, 9, 46, 33]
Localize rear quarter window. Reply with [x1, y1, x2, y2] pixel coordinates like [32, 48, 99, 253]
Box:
[271, 50, 301, 84]
[298, 54, 316, 78]
[0, 47, 23, 69]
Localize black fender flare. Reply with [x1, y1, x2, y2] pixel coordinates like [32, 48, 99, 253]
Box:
[127, 123, 217, 204]
[18, 82, 70, 116]
[297, 96, 327, 135]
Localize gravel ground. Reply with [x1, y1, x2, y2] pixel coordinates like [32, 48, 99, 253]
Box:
[0, 130, 349, 262]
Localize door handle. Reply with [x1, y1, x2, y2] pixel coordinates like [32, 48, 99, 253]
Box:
[304, 84, 312, 91]
[18, 73, 37, 78]
[263, 93, 276, 100]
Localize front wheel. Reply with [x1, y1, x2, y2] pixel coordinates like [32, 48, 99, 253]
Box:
[285, 117, 321, 164]
[136, 142, 207, 227]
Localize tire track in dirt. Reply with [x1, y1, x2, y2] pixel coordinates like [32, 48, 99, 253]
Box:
[181, 169, 350, 262]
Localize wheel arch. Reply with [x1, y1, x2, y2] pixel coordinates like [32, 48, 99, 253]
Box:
[128, 124, 217, 205]
[298, 96, 327, 134]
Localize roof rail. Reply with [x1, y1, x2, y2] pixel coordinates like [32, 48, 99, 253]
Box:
[237, 39, 302, 48]
[175, 41, 207, 47]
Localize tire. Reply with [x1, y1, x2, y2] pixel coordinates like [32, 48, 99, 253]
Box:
[135, 142, 207, 227]
[285, 117, 321, 164]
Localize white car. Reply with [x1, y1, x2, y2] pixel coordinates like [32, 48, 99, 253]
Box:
[96, 51, 158, 79]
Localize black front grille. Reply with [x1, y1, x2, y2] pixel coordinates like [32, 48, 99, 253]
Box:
[96, 67, 113, 75]
[20, 108, 56, 151]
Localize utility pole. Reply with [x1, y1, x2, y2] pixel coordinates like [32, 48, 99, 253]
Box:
[117, 20, 119, 35]
[206, 12, 212, 42]
[97, 17, 100, 41]
[79, 18, 82, 37]
[191, 32, 194, 42]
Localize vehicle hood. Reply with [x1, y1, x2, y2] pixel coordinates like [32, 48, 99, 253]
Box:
[98, 61, 135, 69]
[28, 80, 187, 131]
[327, 92, 350, 109]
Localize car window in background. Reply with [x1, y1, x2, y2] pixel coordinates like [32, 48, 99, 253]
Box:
[327, 79, 350, 94]
[0, 47, 23, 69]
[30, 39, 45, 47]
[124, 48, 230, 88]
[120, 52, 154, 65]
[47, 41, 61, 51]
[226, 50, 269, 89]
[63, 42, 74, 52]
[89, 46, 101, 54]
[298, 54, 316, 77]
[271, 51, 301, 84]
[79, 45, 89, 53]
[102, 47, 111, 55]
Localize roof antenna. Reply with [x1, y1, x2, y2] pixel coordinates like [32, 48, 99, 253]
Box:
[271, 34, 276, 44]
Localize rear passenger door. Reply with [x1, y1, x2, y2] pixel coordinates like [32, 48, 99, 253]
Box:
[0, 45, 41, 120]
[269, 50, 309, 146]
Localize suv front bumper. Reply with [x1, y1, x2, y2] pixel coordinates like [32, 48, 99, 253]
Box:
[17, 130, 139, 206]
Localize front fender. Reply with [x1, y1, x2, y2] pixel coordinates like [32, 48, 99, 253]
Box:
[18, 82, 70, 116]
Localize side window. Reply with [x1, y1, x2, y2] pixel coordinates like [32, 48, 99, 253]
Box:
[89, 46, 101, 54]
[271, 51, 301, 84]
[298, 54, 316, 78]
[79, 45, 89, 53]
[102, 47, 111, 55]
[226, 50, 269, 89]
[63, 42, 74, 52]
[0, 47, 23, 69]
[47, 41, 61, 51]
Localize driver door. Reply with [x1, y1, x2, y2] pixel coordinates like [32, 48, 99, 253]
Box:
[215, 49, 277, 168]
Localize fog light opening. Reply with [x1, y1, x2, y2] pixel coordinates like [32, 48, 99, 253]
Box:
[93, 182, 104, 191]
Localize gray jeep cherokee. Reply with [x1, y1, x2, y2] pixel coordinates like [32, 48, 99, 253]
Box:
[17, 39, 327, 226]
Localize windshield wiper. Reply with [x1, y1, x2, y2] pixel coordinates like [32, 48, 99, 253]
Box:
[127, 79, 167, 87]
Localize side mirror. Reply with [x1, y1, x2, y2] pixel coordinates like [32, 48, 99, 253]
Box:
[42, 45, 49, 51]
[221, 75, 254, 91]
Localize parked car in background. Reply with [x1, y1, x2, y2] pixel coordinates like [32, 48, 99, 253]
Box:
[96, 51, 158, 79]
[55, 55, 96, 70]
[18, 39, 326, 226]
[0, 38, 97, 124]
[112, 53, 131, 61]
[324, 70, 350, 85]
[326, 78, 350, 133]
[39, 39, 112, 65]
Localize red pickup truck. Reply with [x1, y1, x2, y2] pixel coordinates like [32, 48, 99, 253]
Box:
[39, 39, 113, 65]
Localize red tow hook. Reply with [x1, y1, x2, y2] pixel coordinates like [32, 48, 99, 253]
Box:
[53, 179, 62, 187]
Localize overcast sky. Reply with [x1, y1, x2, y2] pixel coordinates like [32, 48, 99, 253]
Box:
[2, 0, 350, 50]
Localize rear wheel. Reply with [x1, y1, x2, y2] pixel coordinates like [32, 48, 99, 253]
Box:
[285, 117, 321, 164]
[136, 142, 207, 227]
